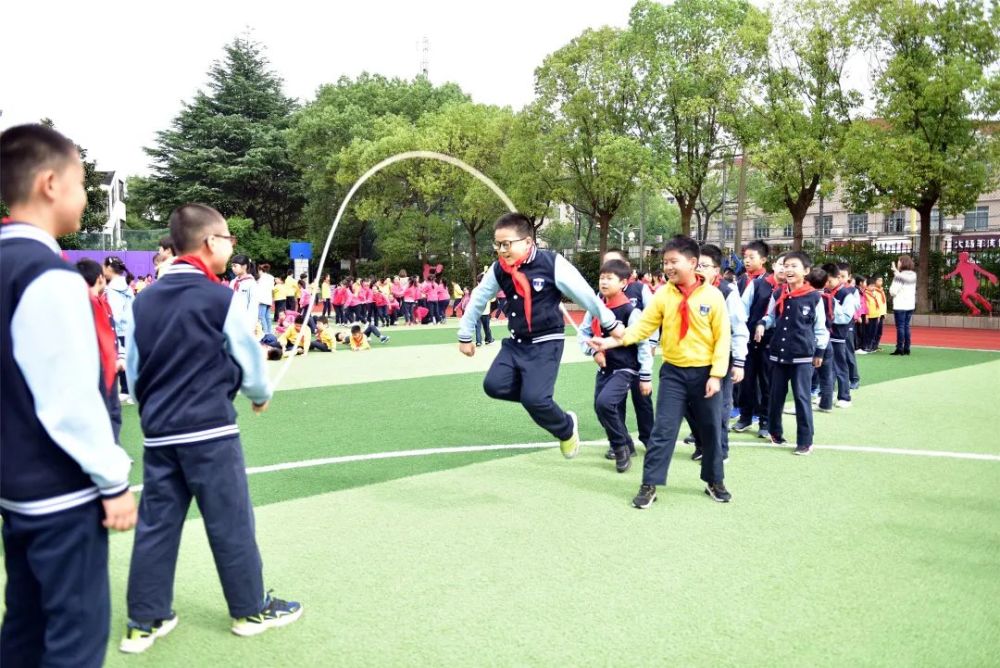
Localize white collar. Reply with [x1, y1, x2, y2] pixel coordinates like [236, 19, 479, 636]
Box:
[0, 222, 62, 255]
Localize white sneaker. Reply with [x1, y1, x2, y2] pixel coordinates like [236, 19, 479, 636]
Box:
[811, 395, 820, 405]
[857, 349, 868, 355]
[783, 406, 796, 415]
[836, 399, 852, 408]
[559, 411, 580, 459]
[119, 614, 179, 654]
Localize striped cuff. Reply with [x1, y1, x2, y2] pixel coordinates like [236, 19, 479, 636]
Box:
[99, 481, 131, 499]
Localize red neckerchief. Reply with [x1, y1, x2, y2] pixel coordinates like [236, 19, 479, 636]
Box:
[711, 275, 722, 288]
[746, 267, 765, 281]
[88, 293, 118, 394]
[174, 255, 221, 283]
[674, 275, 704, 341]
[231, 274, 253, 290]
[764, 273, 778, 289]
[498, 250, 533, 332]
[603, 292, 630, 309]
[775, 284, 816, 316]
[819, 290, 834, 323]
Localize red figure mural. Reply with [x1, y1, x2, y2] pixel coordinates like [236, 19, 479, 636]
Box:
[943, 251, 998, 315]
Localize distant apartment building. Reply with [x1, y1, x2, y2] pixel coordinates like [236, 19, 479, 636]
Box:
[98, 170, 126, 248]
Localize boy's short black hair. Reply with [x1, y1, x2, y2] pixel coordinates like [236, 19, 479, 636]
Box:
[168, 203, 225, 254]
[266, 348, 283, 361]
[0, 124, 77, 207]
[350, 324, 362, 334]
[661, 234, 700, 260]
[494, 212, 533, 239]
[806, 267, 828, 289]
[599, 259, 631, 281]
[783, 251, 813, 269]
[820, 262, 839, 277]
[294, 314, 305, 325]
[744, 240, 770, 258]
[334, 331, 348, 343]
[699, 243, 723, 268]
[836, 261, 851, 273]
[76, 258, 104, 287]
[868, 275, 879, 283]
[317, 316, 328, 325]
[158, 236, 175, 254]
[854, 274, 867, 283]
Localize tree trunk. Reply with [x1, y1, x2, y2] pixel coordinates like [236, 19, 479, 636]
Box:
[916, 203, 934, 313]
[792, 215, 804, 251]
[679, 200, 695, 237]
[468, 233, 479, 284]
[598, 212, 612, 258]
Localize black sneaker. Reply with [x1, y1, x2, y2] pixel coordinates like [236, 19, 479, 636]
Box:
[770, 435, 788, 445]
[682, 433, 696, 444]
[794, 444, 813, 456]
[731, 420, 753, 432]
[691, 448, 703, 461]
[890, 349, 903, 356]
[614, 447, 632, 473]
[605, 447, 616, 460]
[705, 482, 732, 503]
[632, 484, 657, 509]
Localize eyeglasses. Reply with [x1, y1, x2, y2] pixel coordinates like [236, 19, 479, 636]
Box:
[492, 237, 528, 252]
[206, 234, 238, 246]
[696, 262, 717, 269]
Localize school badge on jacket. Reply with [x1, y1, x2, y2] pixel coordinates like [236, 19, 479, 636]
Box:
[532, 277, 545, 292]
[699, 304, 711, 315]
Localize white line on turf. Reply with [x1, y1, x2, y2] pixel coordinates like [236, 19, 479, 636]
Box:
[126, 439, 1000, 492]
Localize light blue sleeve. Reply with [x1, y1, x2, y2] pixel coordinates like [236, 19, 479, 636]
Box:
[629, 308, 654, 381]
[11, 270, 131, 495]
[124, 314, 139, 403]
[814, 304, 830, 351]
[578, 312, 596, 356]
[832, 291, 858, 324]
[457, 266, 499, 343]
[741, 279, 755, 314]
[554, 254, 618, 330]
[760, 294, 778, 329]
[725, 289, 749, 366]
[641, 284, 654, 311]
[223, 293, 272, 405]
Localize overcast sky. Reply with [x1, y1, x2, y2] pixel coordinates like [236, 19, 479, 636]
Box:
[1, 0, 643, 175]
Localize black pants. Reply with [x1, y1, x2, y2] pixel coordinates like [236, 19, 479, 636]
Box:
[2, 501, 110, 668]
[845, 327, 859, 384]
[127, 437, 264, 622]
[831, 340, 851, 401]
[117, 336, 129, 394]
[333, 304, 345, 324]
[483, 338, 573, 440]
[738, 337, 770, 427]
[594, 370, 636, 450]
[310, 341, 331, 352]
[768, 362, 814, 446]
[689, 368, 733, 456]
[321, 299, 331, 317]
[643, 363, 723, 486]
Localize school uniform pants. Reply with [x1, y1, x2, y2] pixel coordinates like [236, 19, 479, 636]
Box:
[810, 345, 834, 410]
[594, 369, 638, 451]
[1, 501, 110, 668]
[321, 299, 331, 317]
[438, 299, 450, 322]
[475, 315, 494, 345]
[864, 318, 878, 350]
[333, 304, 345, 324]
[483, 338, 573, 440]
[126, 437, 264, 622]
[738, 335, 771, 427]
[309, 341, 331, 352]
[831, 340, 852, 401]
[642, 363, 724, 487]
[687, 366, 734, 457]
[845, 327, 859, 384]
[768, 362, 814, 446]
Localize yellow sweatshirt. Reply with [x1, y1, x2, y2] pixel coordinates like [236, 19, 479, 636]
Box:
[623, 279, 730, 378]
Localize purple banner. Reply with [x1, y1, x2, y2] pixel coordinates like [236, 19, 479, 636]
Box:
[63, 251, 158, 279]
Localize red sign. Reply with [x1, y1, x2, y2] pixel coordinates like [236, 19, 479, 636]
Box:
[951, 234, 1000, 253]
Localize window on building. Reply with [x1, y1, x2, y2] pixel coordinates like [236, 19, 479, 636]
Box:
[753, 220, 770, 238]
[964, 206, 988, 231]
[782, 223, 793, 237]
[883, 209, 906, 234]
[815, 214, 832, 237]
[723, 224, 734, 241]
[848, 213, 868, 235]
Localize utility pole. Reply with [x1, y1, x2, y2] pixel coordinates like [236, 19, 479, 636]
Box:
[639, 189, 647, 273]
[734, 151, 749, 252]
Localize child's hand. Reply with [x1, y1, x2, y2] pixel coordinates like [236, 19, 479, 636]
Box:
[252, 400, 269, 414]
[587, 337, 620, 353]
[705, 376, 721, 398]
[102, 492, 137, 531]
[813, 356, 823, 368]
[754, 324, 765, 343]
[731, 366, 744, 384]
[593, 351, 606, 368]
[639, 380, 652, 396]
[459, 342, 476, 357]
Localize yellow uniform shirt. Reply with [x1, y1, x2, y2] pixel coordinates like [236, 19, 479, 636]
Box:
[315, 328, 335, 349]
[278, 324, 310, 349]
[349, 334, 371, 351]
[321, 283, 331, 299]
[623, 279, 730, 378]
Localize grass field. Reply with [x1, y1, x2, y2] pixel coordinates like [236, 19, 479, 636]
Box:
[4, 324, 1000, 666]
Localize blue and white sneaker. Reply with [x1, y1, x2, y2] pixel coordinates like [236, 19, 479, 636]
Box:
[232, 591, 303, 637]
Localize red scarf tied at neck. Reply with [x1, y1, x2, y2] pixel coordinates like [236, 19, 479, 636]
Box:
[774, 283, 816, 316]
[174, 255, 221, 283]
[498, 253, 533, 332]
[675, 275, 704, 341]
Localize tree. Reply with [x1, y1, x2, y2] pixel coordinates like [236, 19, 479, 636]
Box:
[288, 74, 468, 273]
[841, 0, 1000, 311]
[629, 0, 769, 236]
[131, 36, 305, 238]
[533, 26, 652, 257]
[740, 0, 859, 250]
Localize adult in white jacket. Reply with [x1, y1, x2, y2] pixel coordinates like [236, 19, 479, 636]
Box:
[104, 256, 134, 397]
[889, 255, 917, 356]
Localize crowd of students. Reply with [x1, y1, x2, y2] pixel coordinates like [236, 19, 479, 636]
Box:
[1, 123, 927, 667]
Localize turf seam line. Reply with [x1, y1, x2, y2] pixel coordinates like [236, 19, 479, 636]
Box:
[125, 439, 1000, 492]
